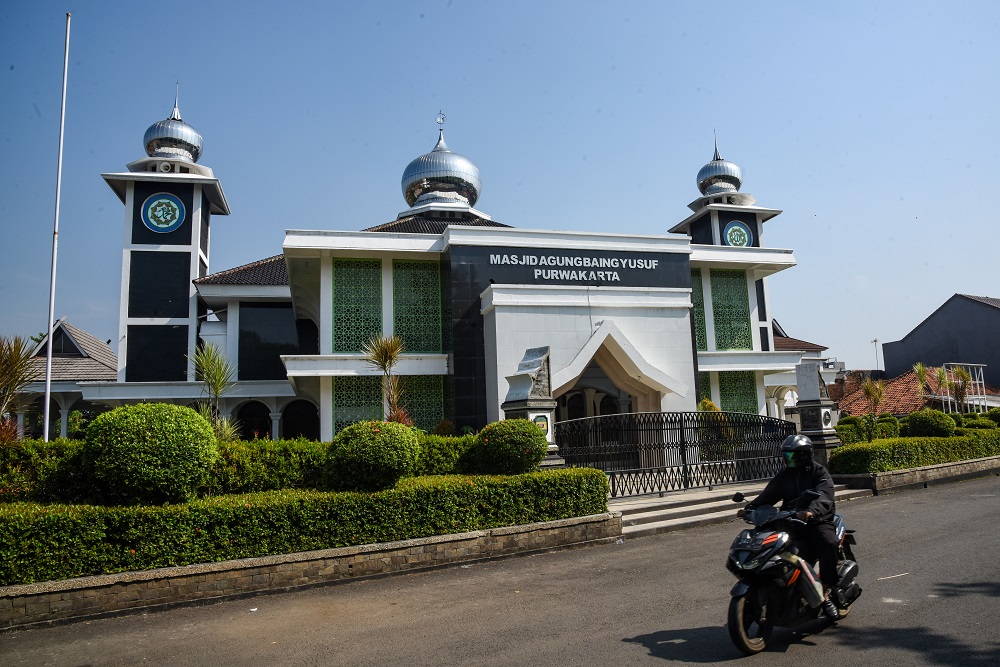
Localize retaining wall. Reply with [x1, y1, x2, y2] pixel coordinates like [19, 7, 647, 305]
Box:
[1, 512, 622, 630]
[833, 455, 1000, 494]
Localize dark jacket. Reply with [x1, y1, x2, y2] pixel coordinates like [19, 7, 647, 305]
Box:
[745, 461, 836, 523]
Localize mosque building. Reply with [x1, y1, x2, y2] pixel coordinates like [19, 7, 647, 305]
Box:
[21, 102, 830, 441]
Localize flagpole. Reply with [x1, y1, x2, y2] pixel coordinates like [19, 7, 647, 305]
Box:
[44, 13, 71, 442]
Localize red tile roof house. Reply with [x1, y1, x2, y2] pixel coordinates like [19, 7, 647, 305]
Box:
[836, 366, 1000, 418]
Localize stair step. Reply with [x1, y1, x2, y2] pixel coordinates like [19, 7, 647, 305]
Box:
[619, 487, 873, 538]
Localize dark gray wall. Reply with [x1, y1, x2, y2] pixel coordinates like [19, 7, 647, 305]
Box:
[883, 295, 1000, 386]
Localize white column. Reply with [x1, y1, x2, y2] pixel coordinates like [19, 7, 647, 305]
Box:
[583, 388, 597, 417]
[59, 408, 69, 439]
[16, 411, 25, 439]
[270, 412, 282, 441]
[766, 396, 778, 418]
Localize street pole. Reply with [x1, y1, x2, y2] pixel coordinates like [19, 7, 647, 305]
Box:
[44, 13, 71, 442]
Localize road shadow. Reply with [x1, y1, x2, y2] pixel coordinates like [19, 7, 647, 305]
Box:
[933, 581, 1000, 598]
[623, 622, 831, 663]
[833, 624, 999, 667]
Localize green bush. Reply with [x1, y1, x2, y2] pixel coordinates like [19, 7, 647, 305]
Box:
[838, 415, 862, 427]
[0, 438, 89, 502]
[415, 433, 476, 476]
[985, 408, 1000, 427]
[836, 419, 898, 445]
[904, 409, 956, 437]
[472, 419, 548, 474]
[207, 438, 329, 494]
[960, 417, 997, 430]
[325, 421, 420, 492]
[829, 431, 1000, 474]
[0, 468, 609, 585]
[84, 404, 218, 505]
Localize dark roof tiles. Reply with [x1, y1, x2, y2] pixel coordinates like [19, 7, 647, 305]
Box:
[195, 255, 288, 286]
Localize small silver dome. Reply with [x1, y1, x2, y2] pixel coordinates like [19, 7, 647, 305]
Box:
[143, 94, 203, 163]
[401, 129, 481, 207]
[697, 141, 742, 195]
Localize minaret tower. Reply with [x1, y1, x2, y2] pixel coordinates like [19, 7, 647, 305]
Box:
[102, 91, 230, 382]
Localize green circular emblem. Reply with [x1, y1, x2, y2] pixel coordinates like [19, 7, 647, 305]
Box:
[723, 221, 752, 247]
[141, 193, 185, 233]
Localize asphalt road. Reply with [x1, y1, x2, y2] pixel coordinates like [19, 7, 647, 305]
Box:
[3, 475, 999, 666]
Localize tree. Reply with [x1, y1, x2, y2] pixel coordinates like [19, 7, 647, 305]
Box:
[361, 334, 411, 424]
[189, 342, 240, 441]
[860, 377, 885, 442]
[0, 335, 39, 419]
[950, 366, 972, 413]
[912, 362, 927, 404]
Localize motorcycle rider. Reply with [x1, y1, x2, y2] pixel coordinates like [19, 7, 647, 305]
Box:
[737, 434, 840, 620]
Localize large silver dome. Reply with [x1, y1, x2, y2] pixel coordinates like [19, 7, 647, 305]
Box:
[401, 129, 481, 207]
[697, 142, 742, 195]
[143, 95, 203, 163]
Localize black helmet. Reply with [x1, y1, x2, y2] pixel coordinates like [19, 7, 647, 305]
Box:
[780, 434, 813, 468]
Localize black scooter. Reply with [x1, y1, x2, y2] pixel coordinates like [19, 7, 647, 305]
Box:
[725, 491, 862, 655]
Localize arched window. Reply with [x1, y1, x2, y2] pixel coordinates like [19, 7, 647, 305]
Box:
[236, 401, 271, 441]
[282, 400, 319, 441]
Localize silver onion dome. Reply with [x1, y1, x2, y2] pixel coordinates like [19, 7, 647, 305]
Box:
[143, 92, 203, 163]
[401, 129, 481, 207]
[697, 141, 742, 195]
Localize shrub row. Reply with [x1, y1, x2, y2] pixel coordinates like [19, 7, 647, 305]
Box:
[0, 468, 609, 586]
[2, 429, 492, 503]
[828, 431, 1000, 474]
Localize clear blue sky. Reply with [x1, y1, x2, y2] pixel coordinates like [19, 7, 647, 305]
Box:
[2, 1, 998, 372]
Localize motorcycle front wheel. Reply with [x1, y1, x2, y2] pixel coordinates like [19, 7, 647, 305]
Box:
[728, 589, 772, 655]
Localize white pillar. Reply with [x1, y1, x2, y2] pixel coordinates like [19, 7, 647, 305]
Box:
[59, 409, 70, 439]
[16, 411, 26, 439]
[766, 396, 778, 419]
[270, 412, 282, 441]
[583, 388, 597, 417]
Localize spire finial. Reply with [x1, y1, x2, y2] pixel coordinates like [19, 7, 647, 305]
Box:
[433, 110, 449, 152]
[170, 82, 182, 121]
[713, 129, 722, 161]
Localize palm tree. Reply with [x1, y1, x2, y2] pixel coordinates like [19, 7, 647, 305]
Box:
[189, 342, 240, 440]
[860, 377, 885, 442]
[0, 335, 39, 421]
[912, 362, 927, 404]
[935, 367, 952, 410]
[361, 334, 409, 423]
[951, 366, 972, 413]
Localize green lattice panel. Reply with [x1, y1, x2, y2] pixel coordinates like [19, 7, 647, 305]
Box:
[710, 269, 752, 350]
[719, 371, 759, 414]
[393, 260, 442, 353]
[401, 375, 444, 432]
[691, 269, 707, 351]
[332, 259, 382, 353]
[332, 376, 383, 434]
[698, 371, 712, 403]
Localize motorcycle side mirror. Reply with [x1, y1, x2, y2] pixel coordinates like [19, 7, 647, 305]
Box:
[732, 492, 745, 503]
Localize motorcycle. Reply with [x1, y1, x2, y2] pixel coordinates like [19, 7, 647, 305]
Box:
[725, 490, 862, 655]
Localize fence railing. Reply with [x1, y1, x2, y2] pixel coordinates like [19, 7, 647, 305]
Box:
[554, 411, 796, 497]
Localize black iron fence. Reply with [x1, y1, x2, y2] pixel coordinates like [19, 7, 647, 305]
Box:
[554, 411, 796, 498]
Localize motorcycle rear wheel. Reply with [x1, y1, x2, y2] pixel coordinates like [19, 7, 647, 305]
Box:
[728, 591, 772, 655]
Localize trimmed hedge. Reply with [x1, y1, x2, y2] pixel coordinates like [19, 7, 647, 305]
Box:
[84, 404, 218, 505]
[207, 438, 328, 494]
[829, 431, 1000, 474]
[0, 438, 89, 503]
[325, 421, 421, 492]
[414, 433, 476, 476]
[0, 468, 609, 586]
[472, 419, 548, 474]
[903, 409, 956, 438]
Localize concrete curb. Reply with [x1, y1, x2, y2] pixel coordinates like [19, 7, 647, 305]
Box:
[833, 455, 1000, 494]
[0, 512, 622, 631]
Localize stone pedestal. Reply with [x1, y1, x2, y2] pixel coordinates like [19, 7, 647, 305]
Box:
[786, 361, 841, 466]
[501, 346, 564, 467]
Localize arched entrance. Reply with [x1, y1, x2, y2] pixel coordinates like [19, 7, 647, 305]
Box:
[282, 400, 319, 440]
[236, 401, 272, 441]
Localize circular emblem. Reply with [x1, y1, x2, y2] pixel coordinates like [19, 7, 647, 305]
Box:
[723, 220, 752, 247]
[823, 411, 833, 427]
[141, 193, 185, 233]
